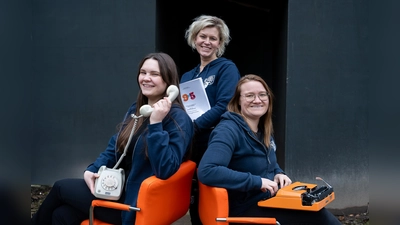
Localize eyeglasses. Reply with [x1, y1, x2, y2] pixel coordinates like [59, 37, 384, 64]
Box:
[241, 93, 269, 102]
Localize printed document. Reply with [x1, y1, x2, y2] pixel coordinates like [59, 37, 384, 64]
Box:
[179, 78, 211, 121]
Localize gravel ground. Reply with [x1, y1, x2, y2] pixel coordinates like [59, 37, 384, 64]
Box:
[31, 185, 369, 224]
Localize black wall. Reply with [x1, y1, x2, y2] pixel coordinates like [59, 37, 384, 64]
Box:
[1, 1, 32, 221]
[0, 2, 32, 220]
[285, 0, 369, 210]
[158, 0, 369, 211]
[31, 0, 156, 185]
[369, 0, 400, 220]
[21, 0, 374, 212]
[157, 0, 288, 168]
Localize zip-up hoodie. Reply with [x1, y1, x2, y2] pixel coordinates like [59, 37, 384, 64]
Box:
[86, 102, 194, 225]
[197, 111, 285, 216]
[180, 57, 241, 131]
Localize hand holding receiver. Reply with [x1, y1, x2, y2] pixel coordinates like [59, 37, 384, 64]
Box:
[92, 85, 179, 200]
[140, 85, 180, 117]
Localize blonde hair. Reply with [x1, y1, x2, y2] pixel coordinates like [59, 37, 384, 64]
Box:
[185, 15, 231, 57]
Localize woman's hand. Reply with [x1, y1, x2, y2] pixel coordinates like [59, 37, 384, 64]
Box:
[150, 97, 172, 124]
[84, 170, 99, 195]
[260, 178, 279, 196]
[274, 173, 292, 188]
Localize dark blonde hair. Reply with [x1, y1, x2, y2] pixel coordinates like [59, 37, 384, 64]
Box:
[185, 15, 231, 57]
[116, 52, 184, 153]
[227, 74, 274, 147]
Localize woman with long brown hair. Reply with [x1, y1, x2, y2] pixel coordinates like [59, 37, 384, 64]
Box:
[198, 74, 341, 224]
[31, 52, 194, 225]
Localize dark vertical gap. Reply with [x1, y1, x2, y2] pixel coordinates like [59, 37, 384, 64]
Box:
[157, 0, 288, 168]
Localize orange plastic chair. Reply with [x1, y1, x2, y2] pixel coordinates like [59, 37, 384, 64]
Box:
[81, 160, 196, 225]
[198, 180, 280, 225]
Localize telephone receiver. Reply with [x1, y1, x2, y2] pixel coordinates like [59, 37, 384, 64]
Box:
[94, 85, 179, 200]
[140, 85, 179, 117]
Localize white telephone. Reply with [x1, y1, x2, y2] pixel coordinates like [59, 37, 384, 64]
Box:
[93, 85, 179, 200]
[93, 166, 125, 200]
[140, 85, 179, 117]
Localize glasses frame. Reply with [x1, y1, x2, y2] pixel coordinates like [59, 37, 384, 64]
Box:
[240, 93, 270, 102]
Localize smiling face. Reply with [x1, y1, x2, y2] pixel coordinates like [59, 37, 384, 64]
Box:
[239, 80, 269, 120]
[138, 58, 167, 105]
[195, 26, 221, 60]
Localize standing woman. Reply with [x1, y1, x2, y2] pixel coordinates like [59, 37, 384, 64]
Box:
[180, 15, 241, 224]
[31, 52, 194, 225]
[198, 74, 341, 225]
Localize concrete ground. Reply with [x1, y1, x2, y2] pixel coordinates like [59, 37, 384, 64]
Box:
[172, 211, 191, 225]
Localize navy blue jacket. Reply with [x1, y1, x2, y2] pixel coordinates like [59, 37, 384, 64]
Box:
[86, 103, 194, 225]
[180, 57, 240, 131]
[197, 111, 285, 215]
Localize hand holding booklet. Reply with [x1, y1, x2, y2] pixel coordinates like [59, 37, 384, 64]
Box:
[179, 78, 211, 121]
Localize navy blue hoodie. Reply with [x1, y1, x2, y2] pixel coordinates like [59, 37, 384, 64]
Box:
[180, 57, 241, 131]
[197, 111, 285, 216]
[86, 103, 194, 224]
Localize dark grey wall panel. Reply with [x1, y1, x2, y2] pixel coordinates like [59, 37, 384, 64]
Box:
[286, 0, 368, 210]
[28, 0, 371, 213]
[369, 1, 400, 217]
[0, 0, 32, 195]
[31, 0, 156, 185]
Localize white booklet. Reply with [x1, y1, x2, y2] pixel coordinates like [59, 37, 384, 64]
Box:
[179, 77, 211, 121]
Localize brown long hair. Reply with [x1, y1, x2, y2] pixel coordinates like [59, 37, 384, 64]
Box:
[227, 74, 274, 148]
[116, 52, 184, 153]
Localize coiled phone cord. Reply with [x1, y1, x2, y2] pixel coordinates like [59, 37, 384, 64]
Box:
[112, 114, 143, 169]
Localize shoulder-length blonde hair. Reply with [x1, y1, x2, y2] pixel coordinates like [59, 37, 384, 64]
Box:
[227, 74, 274, 147]
[185, 15, 231, 57]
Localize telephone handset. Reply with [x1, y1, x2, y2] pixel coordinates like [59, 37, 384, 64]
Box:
[140, 85, 180, 117]
[93, 85, 180, 200]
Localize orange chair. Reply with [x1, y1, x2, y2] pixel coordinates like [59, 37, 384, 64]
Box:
[81, 160, 196, 225]
[198, 180, 280, 225]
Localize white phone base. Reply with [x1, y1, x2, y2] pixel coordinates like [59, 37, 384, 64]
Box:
[94, 166, 125, 201]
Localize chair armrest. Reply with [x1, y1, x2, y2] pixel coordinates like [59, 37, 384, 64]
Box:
[89, 200, 139, 225]
[220, 217, 279, 224]
[91, 199, 137, 211]
[199, 181, 279, 225]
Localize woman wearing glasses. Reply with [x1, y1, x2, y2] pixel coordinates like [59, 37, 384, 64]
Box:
[197, 74, 341, 224]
